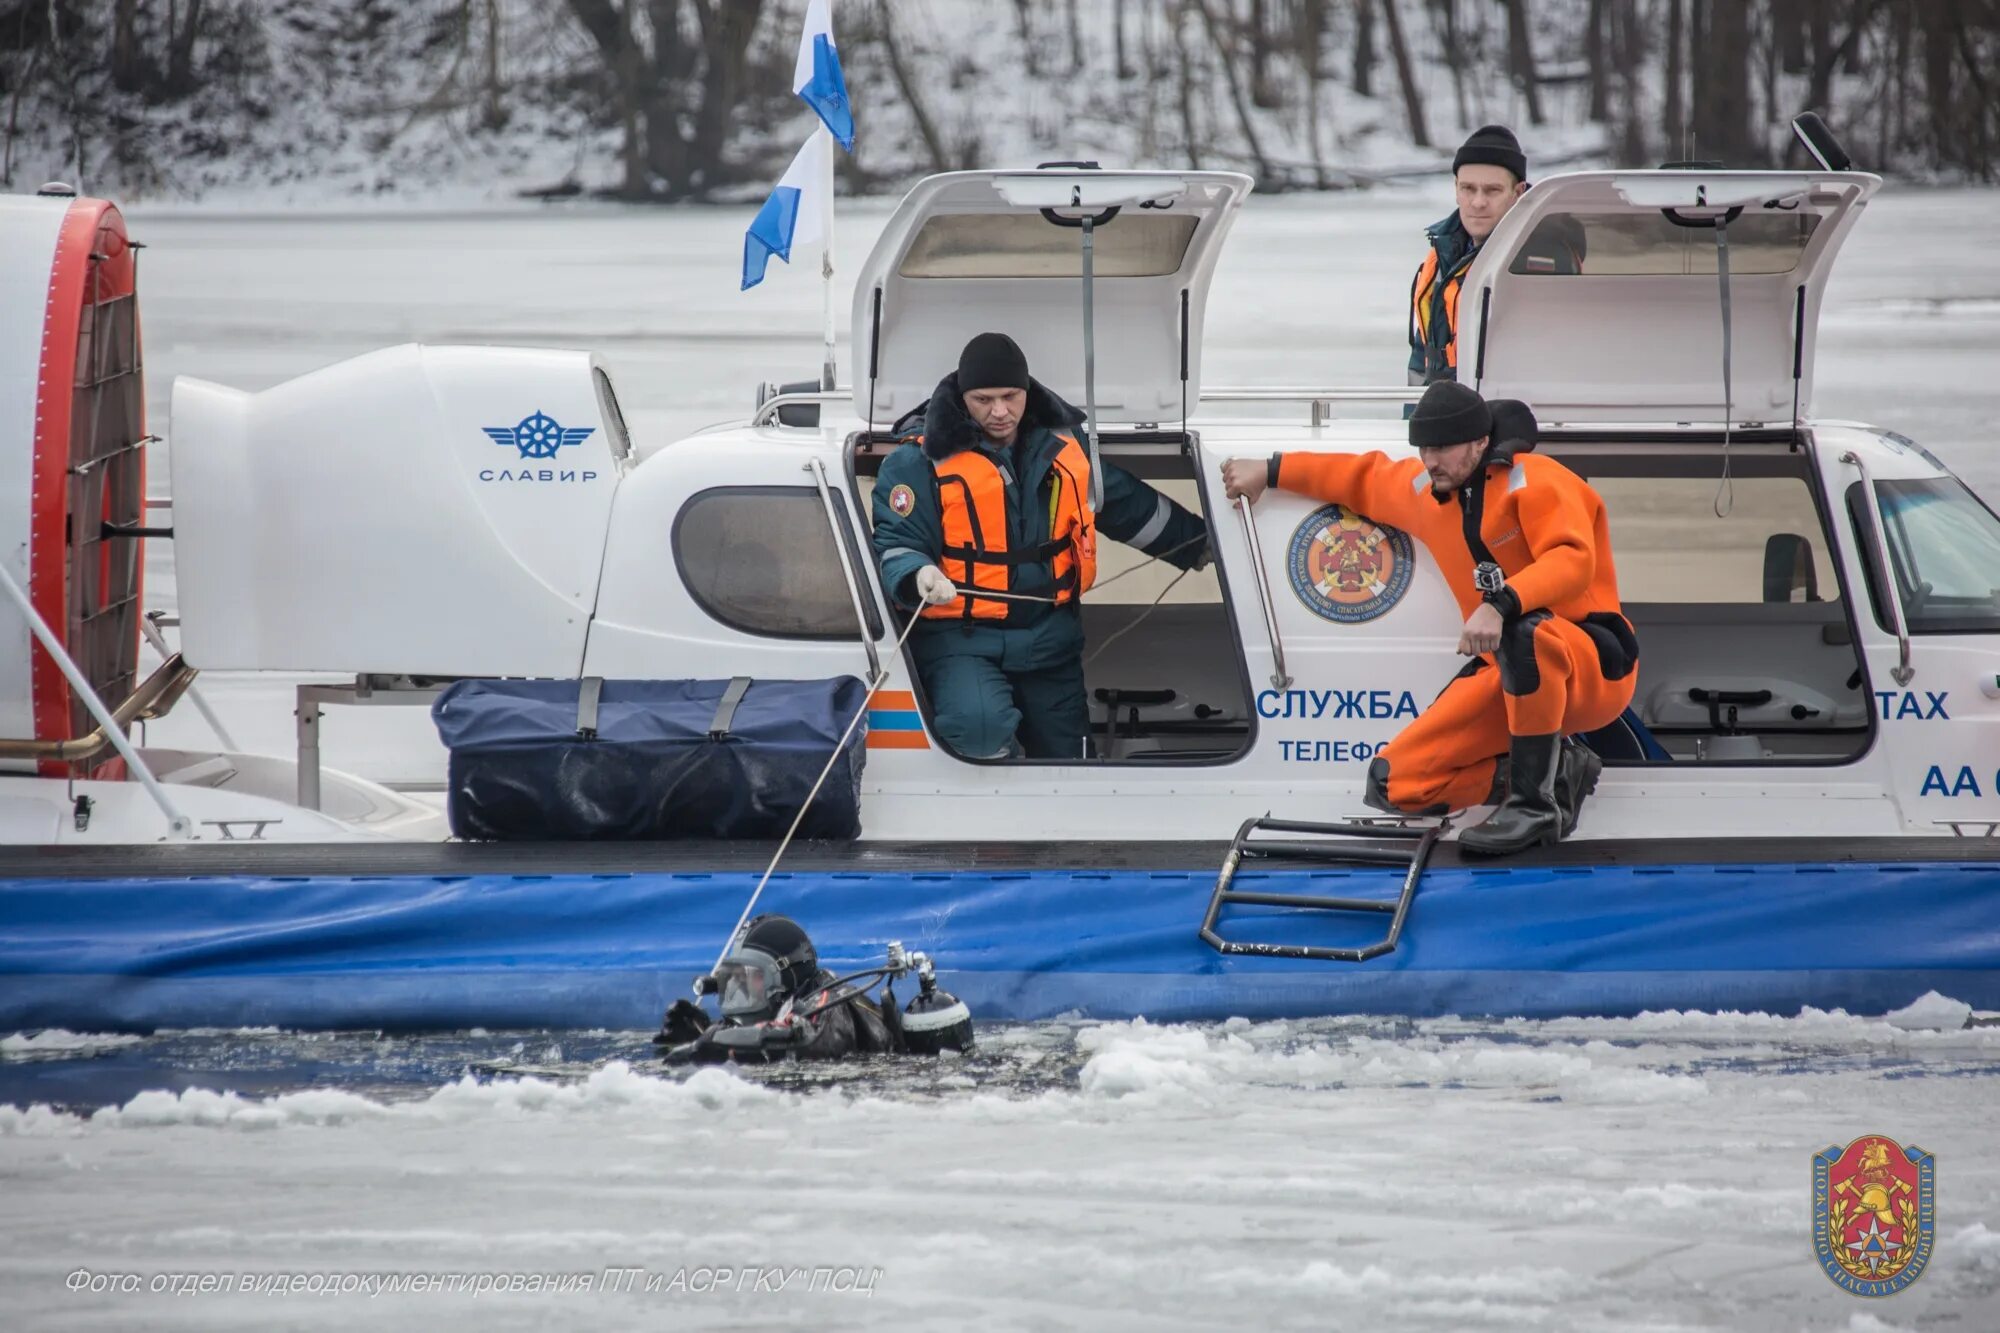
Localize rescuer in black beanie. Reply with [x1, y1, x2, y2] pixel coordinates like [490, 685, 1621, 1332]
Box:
[1217, 377, 1635, 857]
[1453, 124, 1528, 183]
[1409, 123, 1576, 386]
[868, 327, 1211, 763]
[956, 331, 1031, 393]
[1407, 380, 1494, 452]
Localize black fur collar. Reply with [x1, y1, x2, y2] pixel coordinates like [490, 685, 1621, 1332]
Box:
[918, 373, 1086, 460]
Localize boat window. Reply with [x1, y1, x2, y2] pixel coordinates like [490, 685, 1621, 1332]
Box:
[673, 487, 862, 640]
[1567, 453, 1869, 766]
[1589, 475, 1838, 603]
[898, 212, 1199, 279]
[1509, 210, 1821, 277]
[1849, 476, 2000, 635]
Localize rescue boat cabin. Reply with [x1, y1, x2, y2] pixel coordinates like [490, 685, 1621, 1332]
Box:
[109, 166, 2000, 844]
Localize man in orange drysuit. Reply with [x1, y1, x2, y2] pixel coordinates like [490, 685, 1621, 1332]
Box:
[1221, 382, 1638, 854]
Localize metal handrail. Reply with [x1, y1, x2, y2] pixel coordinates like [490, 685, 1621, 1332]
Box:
[1201, 386, 1423, 402]
[0, 652, 198, 761]
[754, 385, 1425, 429]
[1841, 449, 1915, 686]
[753, 389, 853, 428]
[0, 556, 191, 837]
[1235, 495, 1292, 688]
[808, 457, 881, 679]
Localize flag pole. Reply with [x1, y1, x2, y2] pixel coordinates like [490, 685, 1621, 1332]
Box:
[818, 122, 837, 392]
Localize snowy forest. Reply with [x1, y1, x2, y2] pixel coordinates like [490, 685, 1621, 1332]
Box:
[2, 0, 1997, 202]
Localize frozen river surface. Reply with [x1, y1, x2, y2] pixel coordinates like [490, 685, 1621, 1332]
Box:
[3, 186, 1999, 1329]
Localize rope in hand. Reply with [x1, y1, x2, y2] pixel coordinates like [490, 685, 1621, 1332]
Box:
[935, 532, 1211, 606]
[707, 529, 1209, 979]
[707, 612, 926, 979]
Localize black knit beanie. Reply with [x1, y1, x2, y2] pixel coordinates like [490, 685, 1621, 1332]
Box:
[1453, 124, 1527, 182]
[957, 332, 1030, 392]
[1409, 381, 1493, 449]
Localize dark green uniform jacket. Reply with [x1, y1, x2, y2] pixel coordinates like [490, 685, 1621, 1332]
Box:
[1408, 208, 1584, 383]
[870, 375, 1208, 757]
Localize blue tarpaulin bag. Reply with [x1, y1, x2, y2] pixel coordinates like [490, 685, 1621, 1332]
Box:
[431, 676, 869, 841]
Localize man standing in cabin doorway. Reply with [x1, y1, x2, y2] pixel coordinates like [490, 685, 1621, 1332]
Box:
[872, 333, 1209, 760]
[1410, 125, 1579, 385]
[1219, 385, 1638, 854]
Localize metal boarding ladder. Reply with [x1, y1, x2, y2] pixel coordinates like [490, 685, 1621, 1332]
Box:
[1199, 816, 1440, 963]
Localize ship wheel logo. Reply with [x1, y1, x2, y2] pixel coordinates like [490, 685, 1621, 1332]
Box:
[1285, 503, 1415, 625]
[483, 410, 595, 460]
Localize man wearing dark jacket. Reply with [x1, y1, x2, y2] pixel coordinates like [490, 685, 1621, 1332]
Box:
[1410, 124, 1580, 384]
[871, 332, 1209, 759]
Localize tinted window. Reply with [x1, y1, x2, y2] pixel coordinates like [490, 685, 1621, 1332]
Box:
[1509, 210, 1821, 276]
[674, 488, 861, 639]
[1856, 477, 2000, 635]
[899, 212, 1198, 278]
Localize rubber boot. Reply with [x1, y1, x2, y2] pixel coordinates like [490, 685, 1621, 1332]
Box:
[1458, 734, 1562, 856]
[1554, 738, 1603, 840]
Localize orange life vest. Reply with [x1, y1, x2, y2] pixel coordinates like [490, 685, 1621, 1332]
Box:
[924, 432, 1097, 621]
[1411, 248, 1465, 375]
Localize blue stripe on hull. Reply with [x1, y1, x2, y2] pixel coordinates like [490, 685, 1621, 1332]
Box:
[1, 860, 1996, 1031]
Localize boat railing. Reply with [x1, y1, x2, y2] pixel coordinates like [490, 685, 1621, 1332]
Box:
[750, 386, 1424, 429]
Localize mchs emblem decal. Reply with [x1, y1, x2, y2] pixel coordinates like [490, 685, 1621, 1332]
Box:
[1813, 1135, 1935, 1296]
[1286, 503, 1415, 624]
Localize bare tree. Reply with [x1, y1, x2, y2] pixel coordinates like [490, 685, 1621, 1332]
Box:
[1690, 0, 1754, 163]
[1248, 0, 1280, 107]
[1114, 0, 1134, 78]
[1381, 0, 1432, 148]
[1190, 0, 1274, 176]
[1498, 0, 1544, 126]
[1012, 0, 1039, 77]
[1429, 0, 1471, 129]
[1352, 0, 1377, 96]
[1663, 0, 1684, 156]
[1584, 0, 1609, 121]
[566, 0, 769, 200]
[110, 0, 142, 93]
[1173, 0, 1201, 167]
[164, 0, 206, 96]
[876, 0, 951, 172]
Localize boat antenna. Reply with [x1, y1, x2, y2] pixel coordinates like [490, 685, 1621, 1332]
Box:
[703, 614, 924, 986]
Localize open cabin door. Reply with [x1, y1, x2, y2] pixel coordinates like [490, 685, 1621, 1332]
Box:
[1458, 170, 1880, 424]
[850, 167, 1252, 428]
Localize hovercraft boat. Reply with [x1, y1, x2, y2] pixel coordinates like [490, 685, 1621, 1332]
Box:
[0, 163, 1995, 1034]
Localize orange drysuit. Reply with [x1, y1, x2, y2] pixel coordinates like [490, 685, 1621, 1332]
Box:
[1276, 448, 1638, 813]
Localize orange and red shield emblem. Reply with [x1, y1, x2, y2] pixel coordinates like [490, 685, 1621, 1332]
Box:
[1813, 1135, 1935, 1295]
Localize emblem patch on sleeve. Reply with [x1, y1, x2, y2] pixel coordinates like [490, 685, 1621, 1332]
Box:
[1813, 1135, 1935, 1296]
[888, 484, 916, 516]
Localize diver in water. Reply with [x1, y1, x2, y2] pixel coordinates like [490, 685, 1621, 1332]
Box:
[656, 914, 973, 1064]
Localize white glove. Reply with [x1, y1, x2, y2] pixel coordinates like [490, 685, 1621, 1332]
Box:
[915, 565, 958, 606]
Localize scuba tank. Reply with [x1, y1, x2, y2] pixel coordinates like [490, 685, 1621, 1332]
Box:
[658, 934, 975, 1064]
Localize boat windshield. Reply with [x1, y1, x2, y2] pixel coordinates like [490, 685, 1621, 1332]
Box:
[1870, 476, 2000, 634]
[1508, 210, 1821, 276]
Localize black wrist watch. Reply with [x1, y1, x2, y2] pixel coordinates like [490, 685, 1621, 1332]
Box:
[1266, 454, 1281, 489]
